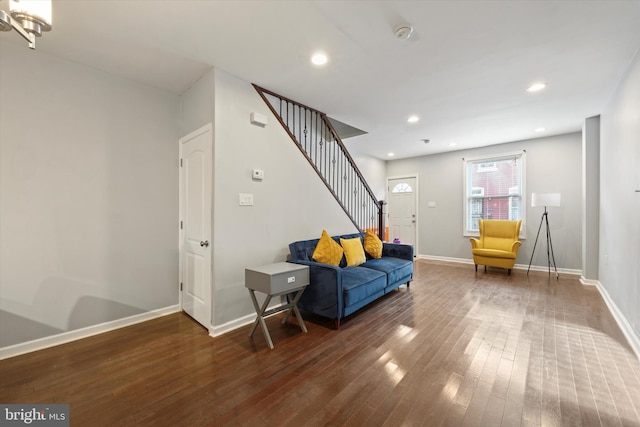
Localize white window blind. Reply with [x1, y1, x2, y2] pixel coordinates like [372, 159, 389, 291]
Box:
[463, 152, 526, 236]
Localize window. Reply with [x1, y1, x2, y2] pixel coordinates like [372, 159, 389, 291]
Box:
[391, 182, 413, 193]
[463, 151, 525, 236]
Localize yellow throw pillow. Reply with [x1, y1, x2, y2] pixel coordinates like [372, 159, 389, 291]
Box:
[340, 237, 366, 267]
[363, 230, 383, 259]
[312, 230, 344, 266]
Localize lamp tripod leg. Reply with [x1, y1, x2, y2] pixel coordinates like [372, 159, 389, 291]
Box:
[545, 213, 559, 279]
[527, 211, 546, 275]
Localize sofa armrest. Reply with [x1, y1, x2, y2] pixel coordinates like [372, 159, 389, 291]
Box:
[286, 260, 344, 320]
[382, 243, 414, 260]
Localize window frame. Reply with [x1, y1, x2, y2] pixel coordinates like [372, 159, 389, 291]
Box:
[462, 151, 526, 238]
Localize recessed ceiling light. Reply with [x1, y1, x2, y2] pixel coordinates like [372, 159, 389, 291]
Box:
[407, 115, 419, 123]
[448, 143, 457, 147]
[535, 127, 546, 132]
[394, 25, 414, 40]
[527, 82, 547, 92]
[311, 52, 328, 66]
[388, 152, 395, 157]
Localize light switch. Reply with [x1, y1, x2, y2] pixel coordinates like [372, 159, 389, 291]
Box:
[427, 201, 437, 208]
[239, 193, 254, 206]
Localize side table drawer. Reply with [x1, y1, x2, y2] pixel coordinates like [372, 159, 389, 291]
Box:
[245, 262, 309, 294]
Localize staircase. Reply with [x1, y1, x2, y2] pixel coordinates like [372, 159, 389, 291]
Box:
[253, 84, 384, 239]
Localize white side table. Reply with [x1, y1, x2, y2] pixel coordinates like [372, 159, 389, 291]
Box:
[245, 262, 310, 349]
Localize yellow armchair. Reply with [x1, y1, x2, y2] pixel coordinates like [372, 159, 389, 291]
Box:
[470, 219, 522, 274]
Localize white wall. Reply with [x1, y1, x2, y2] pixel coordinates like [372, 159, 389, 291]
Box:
[180, 69, 215, 136]
[600, 51, 640, 340]
[189, 70, 358, 328]
[386, 133, 583, 270]
[0, 41, 180, 348]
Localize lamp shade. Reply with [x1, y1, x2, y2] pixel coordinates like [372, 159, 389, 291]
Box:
[531, 193, 561, 207]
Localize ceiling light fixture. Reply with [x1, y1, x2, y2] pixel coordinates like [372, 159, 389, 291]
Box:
[535, 127, 546, 132]
[394, 25, 413, 40]
[422, 139, 430, 144]
[0, 0, 52, 49]
[527, 82, 547, 92]
[407, 115, 419, 124]
[388, 152, 395, 157]
[311, 52, 328, 66]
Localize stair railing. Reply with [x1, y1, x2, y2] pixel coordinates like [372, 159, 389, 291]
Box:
[253, 84, 384, 239]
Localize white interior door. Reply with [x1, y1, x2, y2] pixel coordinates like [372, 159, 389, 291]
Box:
[179, 124, 212, 329]
[387, 176, 417, 248]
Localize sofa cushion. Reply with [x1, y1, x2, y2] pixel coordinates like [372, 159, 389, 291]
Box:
[362, 257, 413, 285]
[341, 267, 386, 307]
[312, 230, 344, 266]
[341, 237, 366, 267]
[363, 230, 383, 259]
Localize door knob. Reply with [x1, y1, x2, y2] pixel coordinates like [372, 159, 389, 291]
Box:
[200, 240, 209, 247]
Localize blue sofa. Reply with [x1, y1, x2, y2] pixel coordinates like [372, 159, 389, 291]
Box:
[288, 232, 414, 328]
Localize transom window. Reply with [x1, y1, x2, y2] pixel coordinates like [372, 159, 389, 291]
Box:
[463, 151, 526, 237]
[392, 182, 413, 193]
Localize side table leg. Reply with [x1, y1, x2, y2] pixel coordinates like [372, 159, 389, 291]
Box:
[247, 289, 274, 349]
[292, 306, 307, 333]
[281, 292, 295, 325]
[286, 288, 307, 333]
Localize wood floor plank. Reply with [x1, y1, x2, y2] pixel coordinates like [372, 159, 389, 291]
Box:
[2, 260, 639, 427]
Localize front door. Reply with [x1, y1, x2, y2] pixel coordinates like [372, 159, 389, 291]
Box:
[387, 176, 418, 249]
[179, 124, 212, 330]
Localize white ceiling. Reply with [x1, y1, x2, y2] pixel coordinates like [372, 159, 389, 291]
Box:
[3, 0, 640, 159]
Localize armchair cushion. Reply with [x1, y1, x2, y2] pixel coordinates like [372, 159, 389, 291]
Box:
[471, 248, 517, 259]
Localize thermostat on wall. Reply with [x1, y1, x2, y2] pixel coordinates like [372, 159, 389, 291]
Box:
[250, 112, 268, 127]
[252, 169, 264, 181]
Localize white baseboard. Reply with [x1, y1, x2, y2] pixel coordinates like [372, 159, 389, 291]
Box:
[209, 302, 287, 338]
[590, 280, 640, 361]
[579, 276, 599, 286]
[210, 313, 256, 337]
[417, 254, 582, 276]
[0, 305, 181, 360]
[418, 254, 474, 265]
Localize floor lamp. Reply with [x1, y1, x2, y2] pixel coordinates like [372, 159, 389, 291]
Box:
[527, 193, 561, 278]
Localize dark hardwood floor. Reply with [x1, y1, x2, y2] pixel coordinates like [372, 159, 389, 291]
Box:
[2, 260, 639, 426]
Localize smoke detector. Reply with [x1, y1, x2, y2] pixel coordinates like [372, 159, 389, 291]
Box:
[394, 25, 413, 40]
